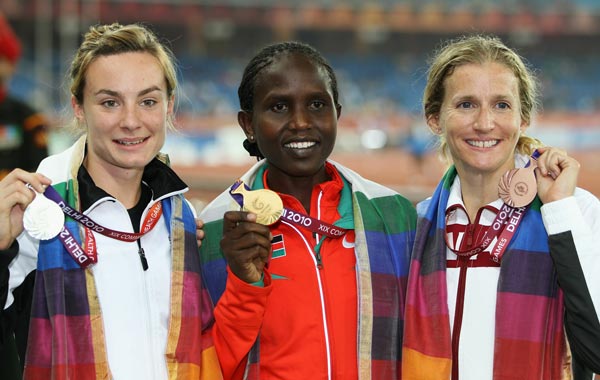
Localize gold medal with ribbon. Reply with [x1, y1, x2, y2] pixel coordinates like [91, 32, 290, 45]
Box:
[230, 180, 283, 225]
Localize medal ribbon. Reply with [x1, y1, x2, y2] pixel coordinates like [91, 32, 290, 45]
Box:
[445, 202, 528, 263]
[43, 186, 163, 268]
[529, 149, 541, 165]
[229, 181, 347, 238]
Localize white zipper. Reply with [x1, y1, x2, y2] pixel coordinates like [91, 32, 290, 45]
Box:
[281, 190, 332, 380]
[138, 206, 159, 379]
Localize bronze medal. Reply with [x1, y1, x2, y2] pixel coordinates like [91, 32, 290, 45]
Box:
[498, 159, 537, 208]
[230, 181, 283, 225]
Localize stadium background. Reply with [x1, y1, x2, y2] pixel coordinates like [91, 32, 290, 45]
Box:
[2, 0, 599, 209]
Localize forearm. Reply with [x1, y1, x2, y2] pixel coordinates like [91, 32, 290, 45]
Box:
[542, 195, 600, 372]
[548, 231, 600, 372]
[212, 267, 272, 380]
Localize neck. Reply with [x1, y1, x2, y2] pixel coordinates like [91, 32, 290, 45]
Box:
[454, 153, 518, 220]
[458, 171, 503, 221]
[266, 166, 330, 213]
[83, 157, 144, 209]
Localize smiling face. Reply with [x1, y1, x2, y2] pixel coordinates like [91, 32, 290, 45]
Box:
[239, 52, 340, 183]
[73, 52, 173, 179]
[428, 61, 527, 179]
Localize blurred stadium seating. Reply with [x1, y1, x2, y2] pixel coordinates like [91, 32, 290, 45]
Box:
[2, 0, 599, 203]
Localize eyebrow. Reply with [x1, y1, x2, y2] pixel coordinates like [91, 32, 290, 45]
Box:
[264, 89, 332, 100]
[452, 93, 514, 102]
[93, 86, 163, 97]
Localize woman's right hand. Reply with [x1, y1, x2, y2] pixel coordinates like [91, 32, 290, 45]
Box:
[0, 169, 51, 249]
[535, 147, 580, 204]
[220, 211, 272, 283]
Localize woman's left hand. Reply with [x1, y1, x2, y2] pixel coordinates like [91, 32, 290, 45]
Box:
[535, 147, 580, 204]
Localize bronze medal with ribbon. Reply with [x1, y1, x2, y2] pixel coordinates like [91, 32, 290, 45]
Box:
[498, 150, 540, 208]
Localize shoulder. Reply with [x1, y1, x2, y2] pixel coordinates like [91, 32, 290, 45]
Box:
[331, 161, 416, 226]
[37, 146, 76, 181]
[198, 189, 237, 224]
[330, 160, 407, 200]
[199, 162, 264, 224]
[416, 197, 434, 218]
[36, 135, 85, 183]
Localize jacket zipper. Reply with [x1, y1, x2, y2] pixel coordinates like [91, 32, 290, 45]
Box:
[136, 239, 149, 271]
[315, 191, 324, 269]
[315, 190, 332, 379]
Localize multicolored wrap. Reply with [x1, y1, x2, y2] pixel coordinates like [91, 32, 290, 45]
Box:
[199, 159, 417, 379]
[23, 136, 222, 380]
[402, 166, 568, 380]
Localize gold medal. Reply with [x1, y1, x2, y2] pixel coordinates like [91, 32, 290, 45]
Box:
[230, 180, 283, 225]
[498, 159, 537, 208]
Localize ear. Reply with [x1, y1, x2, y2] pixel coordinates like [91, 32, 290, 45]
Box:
[426, 114, 442, 135]
[237, 110, 254, 138]
[336, 104, 342, 120]
[71, 95, 84, 122]
[167, 94, 175, 118]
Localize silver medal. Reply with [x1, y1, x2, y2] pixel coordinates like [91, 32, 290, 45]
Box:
[23, 191, 65, 240]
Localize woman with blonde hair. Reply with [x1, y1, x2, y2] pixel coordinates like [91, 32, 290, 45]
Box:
[402, 35, 600, 379]
[0, 23, 220, 379]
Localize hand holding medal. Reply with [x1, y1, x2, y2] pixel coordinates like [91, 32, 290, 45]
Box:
[230, 180, 283, 225]
[23, 185, 65, 240]
[498, 150, 540, 208]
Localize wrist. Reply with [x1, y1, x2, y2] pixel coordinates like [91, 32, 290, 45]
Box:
[229, 264, 263, 284]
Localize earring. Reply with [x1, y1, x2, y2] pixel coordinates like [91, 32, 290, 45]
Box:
[248, 135, 254, 142]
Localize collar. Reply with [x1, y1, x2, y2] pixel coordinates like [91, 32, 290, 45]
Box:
[251, 161, 354, 230]
[446, 176, 503, 225]
[445, 153, 531, 225]
[77, 156, 188, 211]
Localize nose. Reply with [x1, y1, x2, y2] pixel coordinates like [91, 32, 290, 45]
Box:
[120, 104, 141, 130]
[473, 108, 494, 132]
[289, 107, 310, 130]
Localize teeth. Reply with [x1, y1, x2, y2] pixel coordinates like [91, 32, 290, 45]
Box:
[467, 140, 498, 148]
[116, 138, 145, 146]
[285, 141, 316, 149]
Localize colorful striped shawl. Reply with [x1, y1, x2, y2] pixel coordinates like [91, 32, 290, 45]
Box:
[402, 166, 568, 380]
[199, 160, 417, 379]
[23, 136, 221, 380]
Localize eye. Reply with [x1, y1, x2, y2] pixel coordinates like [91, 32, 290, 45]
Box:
[458, 101, 473, 109]
[271, 102, 288, 113]
[101, 99, 119, 108]
[141, 99, 158, 107]
[496, 101, 510, 109]
[309, 100, 325, 110]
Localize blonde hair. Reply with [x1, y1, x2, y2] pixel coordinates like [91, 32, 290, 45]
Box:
[69, 23, 178, 130]
[423, 34, 542, 162]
